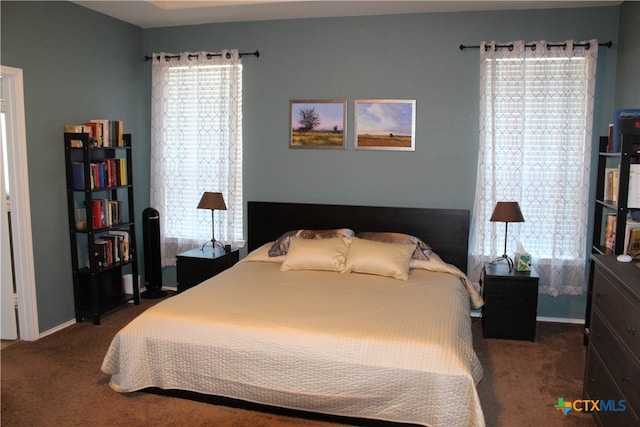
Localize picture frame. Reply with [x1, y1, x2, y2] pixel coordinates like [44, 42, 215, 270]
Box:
[354, 99, 416, 151]
[289, 100, 346, 149]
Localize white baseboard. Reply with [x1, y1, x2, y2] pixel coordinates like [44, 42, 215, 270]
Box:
[38, 318, 76, 339]
[536, 316, 584, 324]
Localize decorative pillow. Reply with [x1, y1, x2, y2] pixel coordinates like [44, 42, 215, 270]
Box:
[280, 237, 350, 273]
[241, 242, 286, 263]
[356, 231, 432, 261]
[345, 237, 415, 280]
[269, 228, 355, 257]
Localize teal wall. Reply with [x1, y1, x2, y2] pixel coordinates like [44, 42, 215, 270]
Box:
[1, 1, 145, 331]
[2, 1, 637, 332]
[615, 1, 640, 108]
[142, 7, 620, 322]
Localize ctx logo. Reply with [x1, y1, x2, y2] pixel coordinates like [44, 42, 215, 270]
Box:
[554, 398, 627, 416]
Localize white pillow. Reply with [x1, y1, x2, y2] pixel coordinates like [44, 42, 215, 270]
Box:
[345, 237, 415, 280]
[280, 237, 350, 273]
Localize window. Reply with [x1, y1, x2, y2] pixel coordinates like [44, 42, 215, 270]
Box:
[470, 40, 598, 296]
[150, 51, 243, 266]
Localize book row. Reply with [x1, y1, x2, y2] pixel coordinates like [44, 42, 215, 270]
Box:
[604, 214, 640, 256]
[75, 199, 124, 231]
[603, 164, 640, 208]
[72, 158, 127, 190]
[94, 231, 132, 268]
[65, 120, 124, 148]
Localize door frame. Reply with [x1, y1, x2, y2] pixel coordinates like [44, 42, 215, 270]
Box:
[1, 65, 39, 340]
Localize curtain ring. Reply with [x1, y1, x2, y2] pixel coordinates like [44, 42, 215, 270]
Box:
[508, 44, 514, 51]
[585, 43, 591, 50]
[188, 54, 197, 60]
[225, 52, 231, 59]
[563, 43, 567, 51]
[530, 43, 537, 51]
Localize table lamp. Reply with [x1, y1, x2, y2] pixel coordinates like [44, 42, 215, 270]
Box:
[197, 192, 227, 251]
[489, 201, 525, 271]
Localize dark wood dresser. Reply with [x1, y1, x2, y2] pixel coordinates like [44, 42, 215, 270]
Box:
[584, 254, 640, 426]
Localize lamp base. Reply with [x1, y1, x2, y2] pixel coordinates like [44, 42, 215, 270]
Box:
[201, 239, 224, 251]
[491, 254, 514, 271]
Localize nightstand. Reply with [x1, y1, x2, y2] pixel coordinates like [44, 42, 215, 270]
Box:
[482, 263, 539, 341]
[176, 247, 239, 292]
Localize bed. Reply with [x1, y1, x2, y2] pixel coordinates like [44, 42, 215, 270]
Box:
[101, 201, 485, 427]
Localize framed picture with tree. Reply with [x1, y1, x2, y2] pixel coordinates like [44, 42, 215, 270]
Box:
[289, 100, 346, 149]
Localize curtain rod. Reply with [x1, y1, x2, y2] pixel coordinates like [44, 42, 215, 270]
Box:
[459, 40, 612, 51]
[144, 50, 260, 61]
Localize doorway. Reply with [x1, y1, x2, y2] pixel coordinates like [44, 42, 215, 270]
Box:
[1, 65, 38, 341]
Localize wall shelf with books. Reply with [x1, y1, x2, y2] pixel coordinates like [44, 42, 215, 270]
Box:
[64, 127, 140, 325]
[591, 133, 640, 256]
[584, 115, 640, 345]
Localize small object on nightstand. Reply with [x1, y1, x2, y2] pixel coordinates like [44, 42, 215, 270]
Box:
[176, 246, 239, 293]
[617, 254, 633, 262]
[482, 263, 539, 341]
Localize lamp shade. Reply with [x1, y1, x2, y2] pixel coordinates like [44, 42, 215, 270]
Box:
[489, 202, 524, 223]
[197, 192, 227, 211]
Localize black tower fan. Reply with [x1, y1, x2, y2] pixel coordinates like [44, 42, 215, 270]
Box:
[142, 207, 167, 298]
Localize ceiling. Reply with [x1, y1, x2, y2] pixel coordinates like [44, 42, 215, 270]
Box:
[71, 0, 621, 29]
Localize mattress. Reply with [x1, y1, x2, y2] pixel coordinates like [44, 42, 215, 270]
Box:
[102, 247, 485, 427]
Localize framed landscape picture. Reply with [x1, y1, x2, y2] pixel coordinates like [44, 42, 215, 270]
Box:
[354, 99, 416, 151]
[289, 100, 346, 149]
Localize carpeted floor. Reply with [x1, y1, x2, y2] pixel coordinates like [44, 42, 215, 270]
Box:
[1, 297, 595, 427]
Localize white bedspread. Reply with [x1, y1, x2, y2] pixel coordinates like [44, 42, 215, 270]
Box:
[102, 256, 485, 427]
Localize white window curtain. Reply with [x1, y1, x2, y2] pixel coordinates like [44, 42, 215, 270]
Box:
[469, 40, 598, 296]
[150, 50, 243, 266]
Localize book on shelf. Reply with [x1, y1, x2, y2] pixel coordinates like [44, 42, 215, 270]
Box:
[624, 220, 640, 257]
[87, 159, 126, 189]
[93, 230, 131, 267]
[89, 120, 109, 147]
[604, 167, 619, 203]
[607, 124, 614, 152]
[629, 164, 640, 209]
[71, 162, 86, 190]
[110, 120, 124, 147]
[94, 239, 109, 267]
[604, 213, 616, 250]
[108, 230, 131, 261]
[66, 120, 124, 147]
[90, 199, 123, 229]
[82, 122, 101, 146]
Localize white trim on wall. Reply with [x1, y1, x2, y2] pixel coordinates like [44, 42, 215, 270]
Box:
[1, 65, 39, 340]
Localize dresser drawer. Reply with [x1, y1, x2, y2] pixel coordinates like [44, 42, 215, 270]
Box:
[592, 269, 640, 359]
[590, 310, 640, 414]
[585, 347, 640, 427]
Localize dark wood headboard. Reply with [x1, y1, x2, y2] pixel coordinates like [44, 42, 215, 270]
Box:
[247, 201, 470, 273]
